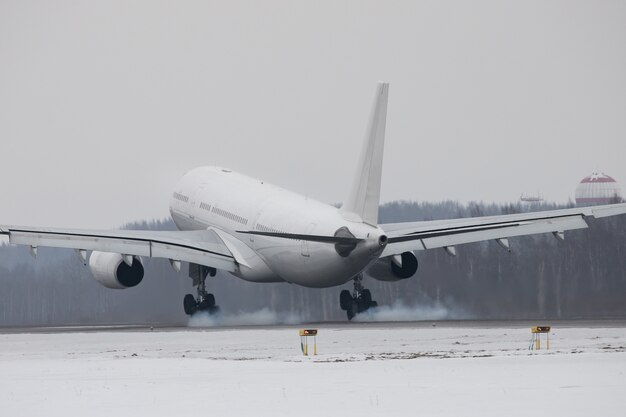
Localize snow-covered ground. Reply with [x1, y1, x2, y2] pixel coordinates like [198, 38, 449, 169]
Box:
[1, 322, 625, 416]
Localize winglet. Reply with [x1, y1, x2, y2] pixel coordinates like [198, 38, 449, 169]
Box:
[340, 82, 389, 226]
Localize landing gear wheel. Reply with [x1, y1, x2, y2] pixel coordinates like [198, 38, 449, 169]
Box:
[342, 275, 378, 320]
[198, 293, 216, 310]
[206, 293, 216, 307]
[347, 300, 358, 320]
[340, 290, 352, 311]
[183, 294, 197, 315]
[186, 264, 220, 315]
[361, 289, 372, 306]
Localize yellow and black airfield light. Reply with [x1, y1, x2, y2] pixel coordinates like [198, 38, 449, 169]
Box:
[299, 329, 318, 356]
[529, 326, 551, 350]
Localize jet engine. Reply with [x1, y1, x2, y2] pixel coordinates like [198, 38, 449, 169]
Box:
[88, 251, 144, 289]
[366, 251, 418, 282]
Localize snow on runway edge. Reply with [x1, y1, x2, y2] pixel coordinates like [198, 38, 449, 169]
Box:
[0, 323, 625, 417]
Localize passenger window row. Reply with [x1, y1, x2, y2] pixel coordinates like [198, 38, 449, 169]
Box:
[256, 223, 282, 234]
[212, 206, 248, 225]
[173, 192, 189, 203]
[256, 223, 299, 241]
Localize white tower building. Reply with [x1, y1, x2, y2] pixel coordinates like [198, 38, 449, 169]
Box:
[575, 172, 623, 206]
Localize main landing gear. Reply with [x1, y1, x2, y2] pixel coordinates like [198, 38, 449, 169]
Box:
[183, 263, 219, 315]
[339, 274, 378, 320]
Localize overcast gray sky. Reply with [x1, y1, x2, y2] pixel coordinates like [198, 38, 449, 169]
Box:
[1, 0, 625, 228]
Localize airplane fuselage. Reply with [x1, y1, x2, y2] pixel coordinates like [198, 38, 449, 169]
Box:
[169, 167, 387, 288]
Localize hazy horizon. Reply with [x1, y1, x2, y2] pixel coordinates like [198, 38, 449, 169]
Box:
[2, 1, 625, 228]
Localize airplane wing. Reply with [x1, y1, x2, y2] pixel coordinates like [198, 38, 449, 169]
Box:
[380, 203, 626, 257]
[0, 225, 237, 272]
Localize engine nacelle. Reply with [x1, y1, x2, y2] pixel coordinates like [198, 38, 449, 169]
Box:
[366, 251, 418, 282]
[88, 251, 144, 289]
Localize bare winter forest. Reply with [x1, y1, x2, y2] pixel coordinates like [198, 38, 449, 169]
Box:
[1, 200, 625, 326]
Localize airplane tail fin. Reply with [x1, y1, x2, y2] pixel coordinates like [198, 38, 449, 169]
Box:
[340, 82, 389, 226]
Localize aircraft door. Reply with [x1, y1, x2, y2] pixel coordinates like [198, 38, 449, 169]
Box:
[191, 183, 207, 223]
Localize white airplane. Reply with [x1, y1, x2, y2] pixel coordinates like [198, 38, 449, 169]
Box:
[2, 83, 626, 319]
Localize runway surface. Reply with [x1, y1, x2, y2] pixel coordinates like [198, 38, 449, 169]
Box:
[1, 319, 625, 416]
[3, 318, 626, 334]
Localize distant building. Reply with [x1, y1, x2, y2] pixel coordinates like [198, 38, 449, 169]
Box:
[520, 193, 544, 203]
[575, 172, 623, 206]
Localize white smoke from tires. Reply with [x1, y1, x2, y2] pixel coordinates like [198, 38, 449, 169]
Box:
[352, 301, 468, 322]
[188, 308, 303, 327]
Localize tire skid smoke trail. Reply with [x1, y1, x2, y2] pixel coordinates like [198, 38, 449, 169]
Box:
[352, 301, 466, 322]
[187, 308, 303, 327]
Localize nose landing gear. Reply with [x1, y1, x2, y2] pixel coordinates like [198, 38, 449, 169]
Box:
[339, 274, 378, 320]
[183, 263, 220, 315]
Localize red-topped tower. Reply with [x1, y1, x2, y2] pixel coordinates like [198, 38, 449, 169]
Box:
[575, 172, 623, 206]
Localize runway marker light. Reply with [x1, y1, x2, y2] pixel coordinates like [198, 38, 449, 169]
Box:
[532, 326, 551, 333]
[299, 329, 318, 356]
[529, 326, 551, 350]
